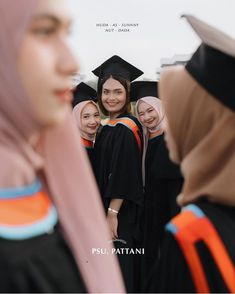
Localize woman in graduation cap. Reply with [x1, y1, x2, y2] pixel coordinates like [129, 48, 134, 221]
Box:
[92, 55, 144, 292]
[148, 15, 235, 293]
[0, 0, 125, 292]
[72, 82, 101, 167]
[132, 81, 183, 285]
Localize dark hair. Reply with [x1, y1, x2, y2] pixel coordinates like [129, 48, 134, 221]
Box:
[97, 75, 131, 116]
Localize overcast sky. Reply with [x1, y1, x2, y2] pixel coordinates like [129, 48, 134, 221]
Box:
[68, 0, 235, 81]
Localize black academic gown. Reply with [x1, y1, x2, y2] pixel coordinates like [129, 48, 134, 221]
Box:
[147, 200, 235, 293]
[81, 137, 95, 172]
[142, 133, 183, 286]
[85, 147, 94, 169]
[94, 113, 144, 293]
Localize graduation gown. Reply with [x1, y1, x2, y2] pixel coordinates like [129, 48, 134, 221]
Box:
[142, 133, 183, 283]
[81, 137, 95, 171]
[147, 200, 235, 293]
[94, 113, 144, 292]
[0, 179, 86, 293]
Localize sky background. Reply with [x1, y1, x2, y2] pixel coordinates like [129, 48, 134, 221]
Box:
[68, 0, 235, 82]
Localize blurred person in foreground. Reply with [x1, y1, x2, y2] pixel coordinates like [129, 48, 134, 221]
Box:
[0, 0, 125, 292]
[148, 15, 235, 293]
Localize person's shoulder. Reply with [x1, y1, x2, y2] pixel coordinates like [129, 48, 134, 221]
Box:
[197, 201, 235, 241]
[149, 133, 164, 145]
[122, 113, 142, 129]
[198, 201, 235, 222]
[105, 115, 138, 133]
[166, 204, 205, 235]
[167, 201, 235, 240]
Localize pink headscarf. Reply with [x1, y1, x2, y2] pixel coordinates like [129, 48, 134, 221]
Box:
[0, 1, 125, 293]
[136, 96, 166, 184]
[73, 100, 99, 141]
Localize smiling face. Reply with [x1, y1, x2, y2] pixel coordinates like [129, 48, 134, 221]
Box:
[17, 0, 79, 127]
[80, 102, 101, 137]
[137, 101, 159, 131]
[101, 77, 127, 118]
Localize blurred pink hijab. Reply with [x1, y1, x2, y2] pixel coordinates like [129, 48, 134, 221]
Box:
[0, 1, 125, 292]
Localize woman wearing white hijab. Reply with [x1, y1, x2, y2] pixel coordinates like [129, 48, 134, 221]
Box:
[133, 81, 183, 286]
[148, 15, 235, 293]
[0, 0, 124, 292]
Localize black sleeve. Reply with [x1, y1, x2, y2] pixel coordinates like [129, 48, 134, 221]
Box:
[105, 124, 143, 205]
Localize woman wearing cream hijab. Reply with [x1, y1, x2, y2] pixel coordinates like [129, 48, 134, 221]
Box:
[0, 0, 124, 292]
[132, 81, 182, 288]
[148, 15, 235, 293]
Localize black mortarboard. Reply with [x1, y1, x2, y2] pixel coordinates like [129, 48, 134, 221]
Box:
[92, 55, 143, 81]
[183, 15, 235, 112]
[72, 82, 97, 107]
[130, 81, 158, 102]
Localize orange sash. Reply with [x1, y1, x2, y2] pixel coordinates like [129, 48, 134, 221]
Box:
[0, 179, 57, 239]
[149, 129, 164, 139]
[106, 117, 142, 151]
[81, 137, 93, 149]
[0, 191, 51, 225]
[167, 204, 235, 293]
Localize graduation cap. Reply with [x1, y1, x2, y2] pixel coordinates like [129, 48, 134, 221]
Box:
[92, 55, 143, 82]
[130, 81, 158, 102]
[72, 82, 97, 108]
[183, 14, 235, 112]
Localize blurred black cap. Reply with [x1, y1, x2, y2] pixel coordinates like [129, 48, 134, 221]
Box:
[183, 14, 235, 112]
[130, 81, 158, 102]
[72, 82, 97, 107]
